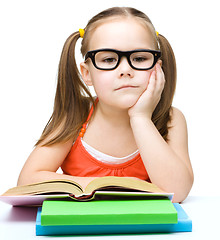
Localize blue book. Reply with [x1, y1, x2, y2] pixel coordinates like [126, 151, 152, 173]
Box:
[36, 203, 192, 236]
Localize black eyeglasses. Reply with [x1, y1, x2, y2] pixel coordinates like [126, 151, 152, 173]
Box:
[85, 48, 161, 71]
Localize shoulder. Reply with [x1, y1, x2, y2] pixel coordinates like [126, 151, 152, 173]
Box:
[170, 106, 186, 121]
[167, 106, 188, 143]
[169, 106, 187, 128]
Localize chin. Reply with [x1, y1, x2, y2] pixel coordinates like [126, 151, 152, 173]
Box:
[115, 95, 139, 109]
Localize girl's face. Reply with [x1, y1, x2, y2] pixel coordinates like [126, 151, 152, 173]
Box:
[80, 17, 157, 110]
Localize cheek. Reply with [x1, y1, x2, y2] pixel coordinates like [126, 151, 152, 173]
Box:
[139, 70, 152, 87]
[90, 72, 113, 95]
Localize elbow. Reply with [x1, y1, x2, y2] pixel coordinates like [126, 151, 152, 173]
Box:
[17, 170, 39, 186]
[17, 173, 26, 186]
[172, 191, 190, 203]
[172, 173, 194, 203]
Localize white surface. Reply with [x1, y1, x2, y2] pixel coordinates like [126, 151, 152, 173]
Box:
[1, 0, 220, 198]
[0, 196, 219, 239]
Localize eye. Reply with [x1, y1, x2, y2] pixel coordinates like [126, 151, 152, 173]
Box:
[131, 52, 153, 64]
[102, 57, 117, 63]
[133, 57, 148, 62]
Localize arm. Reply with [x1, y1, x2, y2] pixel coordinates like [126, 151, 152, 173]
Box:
[129, 64, 194, 203]
[17, 138, 96, 189]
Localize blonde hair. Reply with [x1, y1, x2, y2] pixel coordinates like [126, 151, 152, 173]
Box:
[36, 7, 176, 146]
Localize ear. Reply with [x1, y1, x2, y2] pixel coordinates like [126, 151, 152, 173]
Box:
[80, 62, 93, 86]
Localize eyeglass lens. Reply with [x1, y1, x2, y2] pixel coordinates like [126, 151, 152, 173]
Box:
[95, 51, 155, 70]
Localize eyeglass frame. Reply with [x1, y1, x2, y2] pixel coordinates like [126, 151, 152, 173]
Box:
[84, 48, 161, 71]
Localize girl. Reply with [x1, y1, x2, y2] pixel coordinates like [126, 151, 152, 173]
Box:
[17, 7, 193, 203]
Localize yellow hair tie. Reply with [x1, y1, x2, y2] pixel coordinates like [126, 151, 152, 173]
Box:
[79, 28, 85, 38]
[156, 31, 159, 37]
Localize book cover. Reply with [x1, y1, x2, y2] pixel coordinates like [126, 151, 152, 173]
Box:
[41, 199, 177, 226]
[36, 203, 192, 236]
[0, 194, 69, 207]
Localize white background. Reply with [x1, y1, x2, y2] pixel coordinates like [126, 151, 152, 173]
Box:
[0, 0, 219, 197]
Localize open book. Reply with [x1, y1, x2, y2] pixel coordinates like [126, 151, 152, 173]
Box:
[0, 176, 173, 206]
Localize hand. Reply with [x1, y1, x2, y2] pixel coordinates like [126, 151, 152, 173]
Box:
[128, 63, 165, 120]
[73, 177, 98, 190]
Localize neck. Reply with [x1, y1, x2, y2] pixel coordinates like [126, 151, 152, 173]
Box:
[95, 101, 131, 128]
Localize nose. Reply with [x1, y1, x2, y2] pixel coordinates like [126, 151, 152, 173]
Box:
[118, 57, 134, 78]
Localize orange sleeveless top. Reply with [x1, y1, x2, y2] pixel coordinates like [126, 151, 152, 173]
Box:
[61, 100, 149, 181]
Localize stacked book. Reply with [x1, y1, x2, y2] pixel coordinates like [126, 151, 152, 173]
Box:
[36, 198, 192, 236]
[0, 176, 192, 235]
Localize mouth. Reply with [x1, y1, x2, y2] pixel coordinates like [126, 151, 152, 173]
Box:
[115, 85, 139, 91]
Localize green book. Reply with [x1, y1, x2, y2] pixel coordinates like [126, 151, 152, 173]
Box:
[41, 199, 177, 226]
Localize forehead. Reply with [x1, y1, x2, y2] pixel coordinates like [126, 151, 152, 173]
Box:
[88, 17, 155, 51]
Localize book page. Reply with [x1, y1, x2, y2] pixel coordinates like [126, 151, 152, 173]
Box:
[1, 180, 83, 196]
[84, 176, 166, 195]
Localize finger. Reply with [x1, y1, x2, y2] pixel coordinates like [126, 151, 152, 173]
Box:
[158, 59, 162, 67]
[155, 64, 165, 91]
[156, 63, 165, 80]
[156, 63, 164, 79]
[147, 70, 156, 93]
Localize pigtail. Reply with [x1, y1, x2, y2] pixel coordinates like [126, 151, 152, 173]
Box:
[152, 34, 177, 141]
[36, 31, 94, 146]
